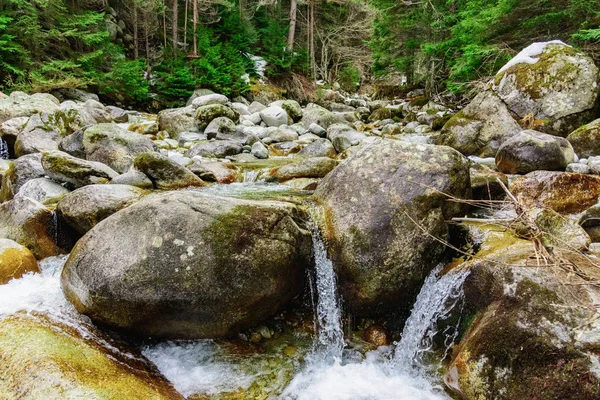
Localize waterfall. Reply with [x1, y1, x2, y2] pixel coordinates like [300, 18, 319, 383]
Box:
[393, 265, 470, 375]
[309, 224, 345, 362]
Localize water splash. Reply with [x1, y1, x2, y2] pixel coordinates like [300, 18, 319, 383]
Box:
[394, 265, 470, 375]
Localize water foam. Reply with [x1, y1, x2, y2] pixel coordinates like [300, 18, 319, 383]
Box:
[142, 341, 255, 397]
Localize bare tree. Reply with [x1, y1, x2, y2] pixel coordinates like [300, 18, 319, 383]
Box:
[287, 0, 297, 50]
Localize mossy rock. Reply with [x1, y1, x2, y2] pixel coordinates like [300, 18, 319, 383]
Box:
[436, 91, 522, 157]
[41, 150, 119, 188]
[0, 153, 46, 202]
[0, 196, 64, 259]
[493, 42, 600, 137]
[313, 139, 471, 315]
[61, 191, 311, 339]
[134, 152, 205, 190]
[0, 313, 183, 399]
[442, 222, 600, 399]
[263, 157, 339, 182]
[566, 118, 600, 158]
[195, 104, 240, 130]
[0, 238, 39, 284]
[510, 170, 600, 214]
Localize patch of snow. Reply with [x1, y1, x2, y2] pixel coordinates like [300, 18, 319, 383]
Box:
[498, 40, 570, 74]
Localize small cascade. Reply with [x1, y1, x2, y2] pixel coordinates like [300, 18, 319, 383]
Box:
[242, 168, 262, 183]
[393, 265, 470, 374]
[309, 222, 345, 362]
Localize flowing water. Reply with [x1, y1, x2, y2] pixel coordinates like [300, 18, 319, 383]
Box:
[1, 202, 470, 399]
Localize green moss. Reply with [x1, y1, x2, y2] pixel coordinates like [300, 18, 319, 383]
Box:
[409, 97, 430, 107]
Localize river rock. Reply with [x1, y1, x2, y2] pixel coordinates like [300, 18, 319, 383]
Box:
[0, 196, 62, 259]
[566, 118, 600, 158]
[134, 152, 204, 190]
[280, 100, 303, 122]
[0, 116, 28, 157]
[263, 157, 339, 182]
[110, 170, 154, 189]
[61, 191, 311, 338]
[444, 223, 600, 400]
[251, 142, 269, 159]
[269, 141, 302, 156]
[260, 106, 290, 127]
[187, 140, 243, 159]
[15, 177, 70, 205]
[14, 112, 65, 156]
[41, 150, 119, 188]
[436, 91, 522, 157]
[268, 127, 299, 143]
[327, 123, 366, 153]
[82, 124, 156, 173]
[158, 106, 198, 139]
[204, 117, 236, 139]
[495, 130, 575, 174]
[0, 92, 60, 124]
[0, 313, 183, 399]
[195, 104, 239, 130]
[188, 160, 240, 183]
[301, 104, 343, 130]
[0, 153, 45, 202]
[298, 138, 337, 158]
[186, 88, 215, 106]
[0, 238, 39, 284]
[511, 171, 600, 214]
[191, 93, 229, 108]
[528, 207, 590, 251]
[57, 184, 145, 234]
[314, 140, 471, 314]
[493, 41, 600, 137]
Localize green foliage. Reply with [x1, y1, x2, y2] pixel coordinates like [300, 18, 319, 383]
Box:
[370, 0, 600, 95]
[338, 66, 361, 92]
[100, 58, 150, 103]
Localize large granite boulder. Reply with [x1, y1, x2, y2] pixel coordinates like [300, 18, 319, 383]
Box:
[495, 130, 575, 174]
[0, 314, 183, 399]
[566, 118, 600, 158]
[57, 184, 145, 234]
[0, 153, 45, 202]
[0, 238, 39, 284]
[41, 150, 119, 188]
[133, 152, 205, 190]
[313, 140, 471, 315]
[493, 41, 600, 137]
[61, 191, 311, 339]
[157, 106, 198, 139]
[82, 124, 156, 173]
[436, 91, 522, 157]
[0, 92, 60, 124]
[0, 196, 63, 259]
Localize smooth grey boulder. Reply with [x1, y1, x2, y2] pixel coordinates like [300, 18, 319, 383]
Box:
[493, 41, 600, 137]
[110, 170, 154, 189]
[327, 123, 366, 153]
[268, 127, 299, 143]
[495, 130, 575, 174]
[188, 160, 239, 183]
[298, 138, 337, 158]
[83, 124, 156, 174]
[14, 112, 65, 156]
[41, 150, 119, 188]
[204, 117, 236, 139]
[566, 118, 600, 158]
[436, 91, 522, 157]
[191, 93, 229, 108]
[61, 191, 311, 339]
[301, 104, 343, 130]
[260, 106, 289, 127]
[157, 107, 198, 139]
[263, 157, 338, 182]
[57, 184, 145, 234]
[0, 92, 60, 124]
[251, 141, 269, 159]
[313, 140, 471, 315]
[0, 153, 45, 202]
[0, 196, 63, 259]
[186, 140, 243, 159]
[15, 177, 69, 205]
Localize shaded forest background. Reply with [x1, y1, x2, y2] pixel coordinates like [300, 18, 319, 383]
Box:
[1, 0, 599, 107]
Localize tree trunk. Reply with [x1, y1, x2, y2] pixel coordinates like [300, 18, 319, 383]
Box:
[133, 0, 139, 59]
[287, 0, 297, 51]
[308, 1, 315, 79]
[192, 0, 198, 57]
[172, 0, 178, 55]
[184, 0, 188, 47]
[163, 3, 167, 49]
